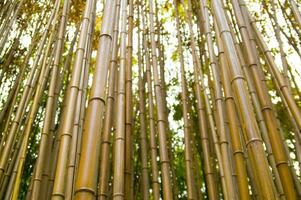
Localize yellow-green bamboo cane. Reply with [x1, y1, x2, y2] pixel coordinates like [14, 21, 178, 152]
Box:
[31, 0, 71, 198]
[51, 0, 95, 198]
[148, 0, 173, 198]
[198, 0, 236, 199]
[174, 0, 197, 198]
[125, 0, 134, 198]
[137, 4, 150, 199]
[98, 0, 121, 199]
[211, 0, 276, 198]
[112, 0, 127, 199]
[0, 0, 60, 182]
[141, 5, 160, 199]
[74, 0, 116, 199]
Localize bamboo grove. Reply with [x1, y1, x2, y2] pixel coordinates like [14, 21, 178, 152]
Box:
[0, 0, 301, 199]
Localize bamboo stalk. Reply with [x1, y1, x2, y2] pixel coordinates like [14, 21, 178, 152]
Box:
[289, 0, 301, 29]
[45, 28, 78, 199]
[74, 0, 116, 199]
[244, 3, 301, 132]
[51, 0, 95, 198]
[0, 0, 60, 183]
[229, 0, 296, 198]
[98, 0, 121, 199]
[11, 20, 57, 199]
[125, 0, 134, 198]
[148, 0, 173, 198]
[198, 1, 237, 199]
[211, 0, 276, 198]
[141, 5, 160, 199]
[65, 2, 94, 197]
[155, 2, 179, 198]
[213, 13, 251, 200]
[137, 4, 150, 199]
[31, 0, 71, 198]
[173, 1, 197, 198]
[111, 0, 127, 199]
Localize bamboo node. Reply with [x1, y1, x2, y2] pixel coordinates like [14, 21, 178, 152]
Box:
[52, 192, 65, 198]
[225, 96, 234, 101]
[261, 106, 272, 112]
[74, 187, 96, 195]
[245, 138, 263, 147]
[98, 192, 108, 197]
[275, 160, 288, 168]
[231, 74, 246, 82]
[219, 29, 231, 37]
[89, 96, 106, 104]
[60, 132, 72, 137]
[233, 149, 244, 156]
[160, 160, 170, 165]
[112, 193, 124, 197]
[99, 33, 113, 40]
[101, 140, 111, 145]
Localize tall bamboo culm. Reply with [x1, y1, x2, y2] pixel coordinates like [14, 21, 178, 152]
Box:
[0, 0, 300, 199]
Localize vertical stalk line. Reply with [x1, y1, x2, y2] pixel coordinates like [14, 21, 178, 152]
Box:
[47, 93, 68, 199]
[0, 34, 21, 88]
[154, 2, 179, 198]
[0, 1, 16, 36]
[229, 0, 268, 196]
[51, 0, 94, 198]
[137, 4, 150, 199]
[0, 0, 60, 183]
[245, 22, 301, 196]
[9, 35, 57, 199]
[211, 0, 276, 199]
[74, 0, 116, 199]
[112, 0, 127, 199]
[75, 26, 91, 180]
[214, 20, 250, 200]
[244, 50, 285, 197]
[225, 10, 286, 197]
[141, 4, 160, 199]
[232, 5, 272, 197]
[1, 22, 43, 158]
[205, 35, 223, 200]
[98, 0, 121, 198]
[44, 27, 79, 199]
[185, 82, 204, 200]
[289, 0, 301, 29]
[1, 26, 44, 178]
[31, 0, 71, 198]
[11, 25, 57, 199]
[275, 1, 301, 58]
[0, 23, 40, 154]
[148, 0, 173, 198]
[173, 0, 197, 198]
[2, 139, 22, 200]
[0, 0, 25, 56]
[125, 0, 134, 198]
[190, 140, 203, 200]
[0, 6, 48, 125]
[267, 0, 291, 91]
[241, 3, 301, 194]
[242, 2, 301, 132]
[180, 0, 225, 198]
[229, 0, 296, 198]
[65, 1, 96, 198]
[0, 68, 19, 131]
[0, 2, 16, 35]
[288, 66, 301, 102]
[198, 1, 236, 199]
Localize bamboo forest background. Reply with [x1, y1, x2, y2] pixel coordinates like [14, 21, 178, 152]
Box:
[0, 0, 301, 199]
